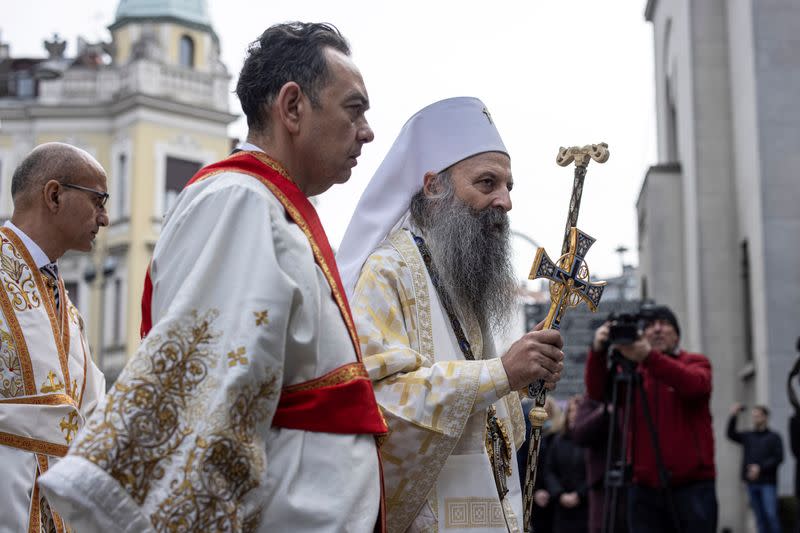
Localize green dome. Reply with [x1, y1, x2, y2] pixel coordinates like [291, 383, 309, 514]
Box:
[112, 0, 213, 31]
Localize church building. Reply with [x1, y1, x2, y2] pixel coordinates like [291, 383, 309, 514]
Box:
[638, 1, 800, 529]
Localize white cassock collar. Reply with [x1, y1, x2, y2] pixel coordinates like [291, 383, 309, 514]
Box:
[236, 141, 265, 153]
[337, 96, 509, 298]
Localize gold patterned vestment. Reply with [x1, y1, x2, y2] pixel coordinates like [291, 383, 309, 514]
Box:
[0, 225, 105, 533]
[353, 228, 526, 533]
[38, 166, 381, 532]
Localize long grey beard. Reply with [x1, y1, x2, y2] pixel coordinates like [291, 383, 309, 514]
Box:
[412, 193, 518, 331]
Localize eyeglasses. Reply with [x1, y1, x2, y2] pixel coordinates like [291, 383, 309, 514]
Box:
[61, 183, 109, 207]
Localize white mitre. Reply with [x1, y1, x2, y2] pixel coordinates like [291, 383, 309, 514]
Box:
[338, 96, 508, 297]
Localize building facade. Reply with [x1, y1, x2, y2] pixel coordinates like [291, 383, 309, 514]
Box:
[640, 0, 800, 529]
[0, 0, 236, 382]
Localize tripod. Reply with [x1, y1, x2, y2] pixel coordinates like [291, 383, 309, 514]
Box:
[601, 350, 682, 533]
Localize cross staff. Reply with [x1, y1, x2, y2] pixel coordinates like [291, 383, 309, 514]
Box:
[521, 144, 609, 532]
[556, 143, 609, 255]
[532, 228, 605, 329]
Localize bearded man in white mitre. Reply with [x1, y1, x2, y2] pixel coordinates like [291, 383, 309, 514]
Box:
[338, 97, 565, 533]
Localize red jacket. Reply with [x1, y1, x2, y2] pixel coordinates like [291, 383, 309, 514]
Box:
[585, 347, 716, 488]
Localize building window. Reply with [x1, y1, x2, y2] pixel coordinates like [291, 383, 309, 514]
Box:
[741, 240, 753, 362]
[113, 277, 123, 345]
[179, 35, 195, 68]
[164, 156, 202, 214]
[15, 72, 35, 98]
[116, 152, 127, 217]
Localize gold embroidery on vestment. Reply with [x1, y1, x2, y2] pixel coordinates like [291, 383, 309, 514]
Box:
[72, 310, 220, 504]
[148, 376, 279, 531]
[59, 410, 79, 444]
[40, 370, 64, 393]
[0, 393, 77, 408]
[0, 229, 72, 389]
[227, 346, 248, 367]
[0, 430, 69, 456]
[444, 497, 505, 528]
[281, 362, 369, 393]
[0, 243, 40, 311]
[0, 328, 24, 398]
[0, 237, 37, 395]
[254, 310, 269, 326]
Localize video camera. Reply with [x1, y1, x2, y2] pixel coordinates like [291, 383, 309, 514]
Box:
[606, 303, 660, 346]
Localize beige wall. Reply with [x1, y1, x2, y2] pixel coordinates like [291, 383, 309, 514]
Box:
[122, 120, 228, 354]
[112, 22, 210, 71]
[112, 25, 134, 65]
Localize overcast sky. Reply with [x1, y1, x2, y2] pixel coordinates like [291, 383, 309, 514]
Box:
[1, 0, 656, 284]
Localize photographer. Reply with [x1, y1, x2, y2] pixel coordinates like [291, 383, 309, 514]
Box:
[584, 305, 717, 533]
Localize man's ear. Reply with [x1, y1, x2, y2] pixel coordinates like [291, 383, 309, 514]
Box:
[43, 180, 61, 212]
[422, 171, 439, 197]
[275, 82, 304, 135]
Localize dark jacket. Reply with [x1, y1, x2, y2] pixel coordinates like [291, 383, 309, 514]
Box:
[727, 414, 783, 484]
[585, 347, 716, 488]
[572, 396, 627, 533]
[545, 431, 589, 533]
[790, 414, 800, 497]
[571, 397, 608, 492]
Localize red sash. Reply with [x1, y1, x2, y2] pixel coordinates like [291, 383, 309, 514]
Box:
[140, 151, 387, 436]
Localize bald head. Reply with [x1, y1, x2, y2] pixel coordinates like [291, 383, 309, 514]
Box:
[11, 143, 105, 208]
[9, 142, 109, 261]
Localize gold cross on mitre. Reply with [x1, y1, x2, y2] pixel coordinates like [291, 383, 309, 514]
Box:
[482, 107, 493, 124]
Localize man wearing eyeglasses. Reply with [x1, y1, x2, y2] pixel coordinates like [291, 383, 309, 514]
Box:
[0, 142, 107, 532]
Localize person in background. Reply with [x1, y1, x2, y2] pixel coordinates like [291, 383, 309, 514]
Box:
[585, 304, 716, 533]
[545, 395, 589, 532]
[518, 396, 565, 533]
[727, 402, 784, 533]
[0, 142, 107, 531]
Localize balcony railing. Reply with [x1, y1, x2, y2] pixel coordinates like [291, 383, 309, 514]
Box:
[37, 60, 229, 111]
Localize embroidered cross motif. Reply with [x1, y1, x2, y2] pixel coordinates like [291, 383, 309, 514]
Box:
[67, 379, 79, 399]
[40, 370, 65, 393]
[227, 347, 248, 367]
[254, 310, 269, 326]
[482, 107, 493, 124]
[60, 411, 79, 444]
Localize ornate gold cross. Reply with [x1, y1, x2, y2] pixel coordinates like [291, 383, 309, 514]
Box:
[522, 143, 609, 531]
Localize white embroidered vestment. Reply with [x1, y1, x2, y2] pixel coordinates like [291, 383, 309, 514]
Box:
[353, 228, 526, 533]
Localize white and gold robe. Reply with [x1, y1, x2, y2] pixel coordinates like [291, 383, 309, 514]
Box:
[0, 226, 105, 532]
[39, 168, 381, 532]
[353, 228, 526, 533]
